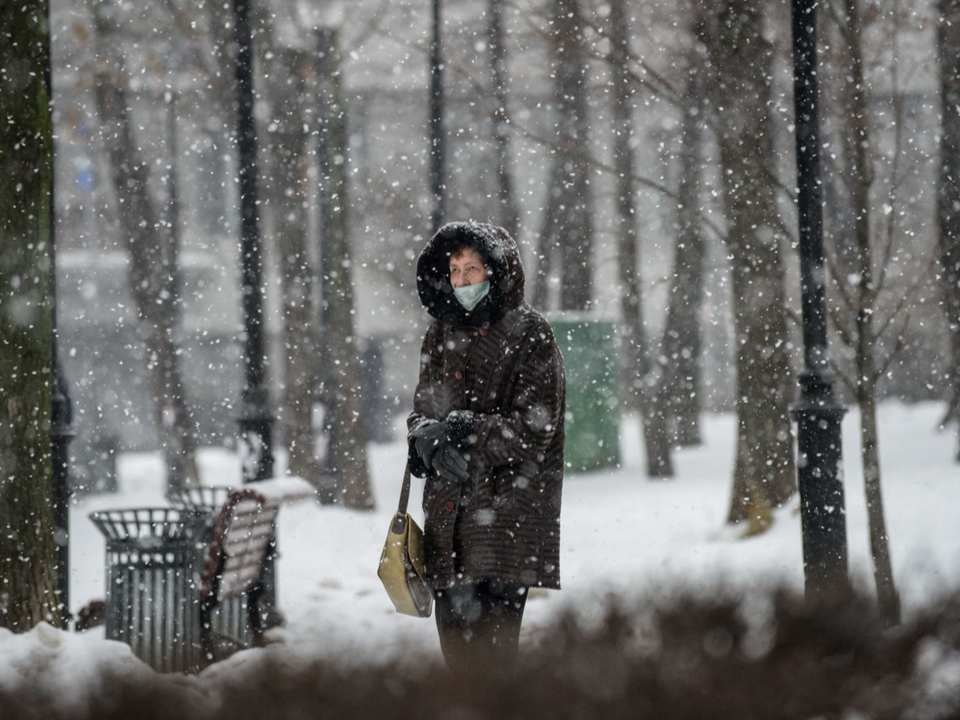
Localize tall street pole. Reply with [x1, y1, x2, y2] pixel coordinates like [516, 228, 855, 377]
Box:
[429, 0, 445, 233]
[790, 0, 850, 599]
[46, 0, 74, 628]
[232, 0, 274, 484]
[231, 0, 279, 620]
[164, 76, 186, 491]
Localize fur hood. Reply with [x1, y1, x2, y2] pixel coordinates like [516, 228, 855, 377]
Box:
[416, 221, 525, 327]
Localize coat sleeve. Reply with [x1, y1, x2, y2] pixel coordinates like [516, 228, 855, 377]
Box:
[447, 320, 565, 470]
[406, 321, 443, 478]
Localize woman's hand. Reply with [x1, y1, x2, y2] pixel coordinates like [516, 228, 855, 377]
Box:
[410, 421, 450, 470]
[410, 421, 470, 482]
[433, 444, 470, 483]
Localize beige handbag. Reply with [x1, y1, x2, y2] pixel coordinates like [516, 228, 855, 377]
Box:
[378, 463, 433, 617]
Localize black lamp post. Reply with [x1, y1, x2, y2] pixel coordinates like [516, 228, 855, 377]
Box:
[232, 0, 274, 484]
[231, 0, 279, 620]
[790, 0, 850, 599]
[429, 0, 445, 233]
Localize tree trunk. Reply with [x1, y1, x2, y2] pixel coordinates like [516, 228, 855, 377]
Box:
[0, 0, 63, 630]
[858, 389, 901, 624]
[607, 0, 672, 477]
[92, 61, 200, 493]
[544, 0, 594, 312]
[659, 23, 707, 448]
[91, 9, 199, 492]
[532, 176, 558, 309]
[938, 0, 960, 461]
[488, 0, 521, 241]
[844, 0, 900, 623]
[703, 2, 796, 528]
[607, 0, 645, 411]
[265, 48, 318, 485]
[317, 28, 374, 510]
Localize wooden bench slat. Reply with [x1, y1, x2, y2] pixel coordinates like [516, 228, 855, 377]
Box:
[223, 519, 276, 540]
[224, 536, 271, 559]
[220, 565, 263, 596]
[222, 549, 270, 574]
[226, 509, 276, 529]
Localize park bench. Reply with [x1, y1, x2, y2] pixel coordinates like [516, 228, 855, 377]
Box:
[198, 487, 274, 665]
[195, 478, 316, 668]
[88, 477, 315, 673]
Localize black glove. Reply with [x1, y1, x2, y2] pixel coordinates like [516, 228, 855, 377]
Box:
[433, 444, 470, 483]
[410, 421, 450, 471]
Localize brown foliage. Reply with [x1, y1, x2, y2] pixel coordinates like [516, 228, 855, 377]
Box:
[3, 586, 960, 720]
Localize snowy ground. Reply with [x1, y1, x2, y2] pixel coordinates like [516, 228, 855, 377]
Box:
[3, 402, 958, 696]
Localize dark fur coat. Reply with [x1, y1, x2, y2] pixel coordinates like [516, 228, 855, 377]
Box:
[408, 222, 566, 590]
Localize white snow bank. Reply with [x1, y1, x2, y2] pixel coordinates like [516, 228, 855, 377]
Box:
[0, 623, 211, 716]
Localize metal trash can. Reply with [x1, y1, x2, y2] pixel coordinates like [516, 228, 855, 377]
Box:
[89, 507, 208, 673]
[167, 486, 254, 649]
[549, 316, 621, 473]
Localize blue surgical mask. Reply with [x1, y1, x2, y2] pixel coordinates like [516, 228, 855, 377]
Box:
[453, 280, 490, 312]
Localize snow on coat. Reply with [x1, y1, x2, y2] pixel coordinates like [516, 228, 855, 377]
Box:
[408, 221, 566, 590]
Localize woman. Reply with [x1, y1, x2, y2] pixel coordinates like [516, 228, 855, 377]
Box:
[407, 221, 566, 671]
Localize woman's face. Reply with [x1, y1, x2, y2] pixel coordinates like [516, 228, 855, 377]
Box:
[449, 247, 488, 288]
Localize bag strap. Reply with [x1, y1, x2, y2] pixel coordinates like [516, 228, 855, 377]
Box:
[397, 462, 412, 514]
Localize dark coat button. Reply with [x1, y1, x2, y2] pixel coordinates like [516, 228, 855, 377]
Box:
[455, 370, 463, 380]
[445, 501, 455, 512]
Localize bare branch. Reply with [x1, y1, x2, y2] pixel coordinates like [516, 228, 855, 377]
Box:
[873, 254, 938, 341]
[828, 300, 857, 350]
[873, 17, 905, 300]
[346, 0, 394, 52]
[824, 246, 859, 316]
[828, 354, 858, 395]
[785, 306, 802, 330]
[874, 313, 911, 381]
[368, 17, 731, 244]
[507, 0, 798, 206]
[825, 0, 854, 45]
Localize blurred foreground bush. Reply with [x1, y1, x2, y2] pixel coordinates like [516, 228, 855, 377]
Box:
[4, 586, 960, 720]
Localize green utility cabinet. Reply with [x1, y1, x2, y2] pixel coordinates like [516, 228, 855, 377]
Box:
[548, 316, 620, 473]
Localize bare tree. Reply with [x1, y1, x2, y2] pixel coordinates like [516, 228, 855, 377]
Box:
[820, 0, 908, 624]
[938, 0, 960, 461]
[534, 0, 594, 311]
[261, 45, 319, 485]
[91, 5, 200, 492]
[0, 0, 63, 630]
[703, 1, 796, 533]
[316, 27, 374, 510]
[488, 0, 521, 240]
[658, 19, 707, 448]
[606, 0, 672, 477]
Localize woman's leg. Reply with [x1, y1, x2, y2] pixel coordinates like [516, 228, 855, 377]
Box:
[434, 581, 528, 672]
[473, 581, 528, 669]
[434, 583, 481, 672]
